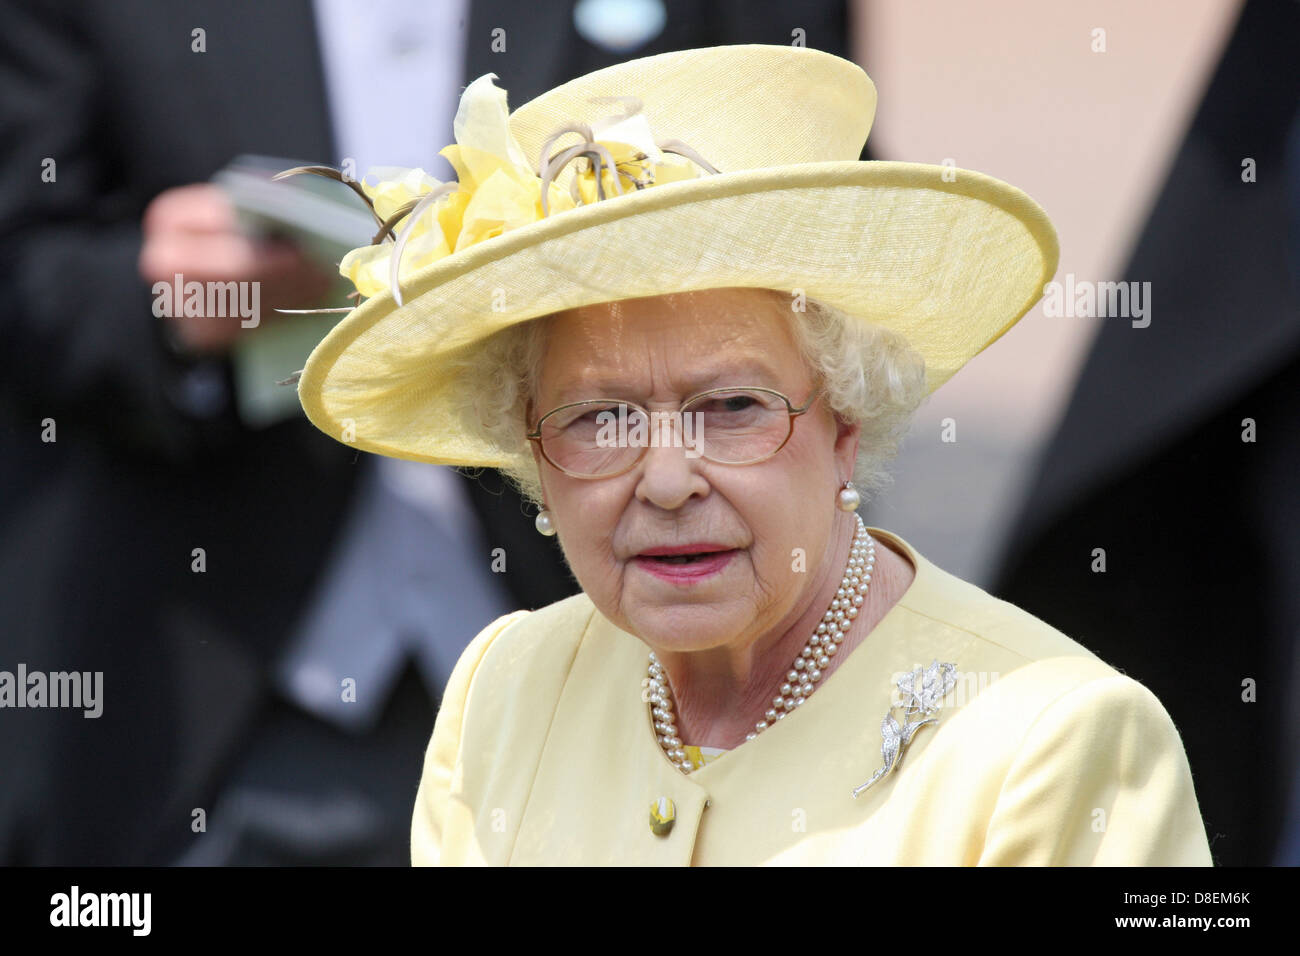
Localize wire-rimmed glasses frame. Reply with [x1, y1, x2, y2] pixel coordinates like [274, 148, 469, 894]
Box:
[525, 385, 822, 480]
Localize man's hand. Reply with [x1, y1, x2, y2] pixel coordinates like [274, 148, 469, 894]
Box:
[139, 183, 334, 355]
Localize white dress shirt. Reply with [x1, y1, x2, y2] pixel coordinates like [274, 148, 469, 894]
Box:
[275, 0, 515, 732]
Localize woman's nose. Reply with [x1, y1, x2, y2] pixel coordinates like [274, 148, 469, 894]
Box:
[634, 415, 709, 510]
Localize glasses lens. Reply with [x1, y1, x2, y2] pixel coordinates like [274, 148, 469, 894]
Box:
[682, 388, 792, 464]
[539, 402, 647, 477]
[536, 390, 798, 475]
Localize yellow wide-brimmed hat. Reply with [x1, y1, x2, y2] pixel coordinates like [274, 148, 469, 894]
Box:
[291, 44, 1058, 467]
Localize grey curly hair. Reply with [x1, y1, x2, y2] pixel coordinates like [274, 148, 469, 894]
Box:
[450, 291, 929, 508]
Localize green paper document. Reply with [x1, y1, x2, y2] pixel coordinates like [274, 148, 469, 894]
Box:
[212, 155, 375, 428]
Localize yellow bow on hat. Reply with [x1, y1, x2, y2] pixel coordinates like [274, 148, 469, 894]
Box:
[291, 73, 717, 303]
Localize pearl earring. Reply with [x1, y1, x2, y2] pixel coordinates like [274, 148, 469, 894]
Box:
[535, 508, 557, 536]
[836, 480, 861, 512]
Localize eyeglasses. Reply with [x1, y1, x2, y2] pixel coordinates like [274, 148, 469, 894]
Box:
[526, 386, 820, 479]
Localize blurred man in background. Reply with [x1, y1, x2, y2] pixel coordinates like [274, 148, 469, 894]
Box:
[993, 0, 1300, 867]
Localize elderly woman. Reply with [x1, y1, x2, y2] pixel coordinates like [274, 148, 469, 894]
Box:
[288, 46, 1211, 865]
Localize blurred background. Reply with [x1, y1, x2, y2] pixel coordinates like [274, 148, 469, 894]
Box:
[0, 0, 1294, 866]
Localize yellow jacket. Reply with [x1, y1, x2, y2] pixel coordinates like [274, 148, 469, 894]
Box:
[412, 527, 1213, 865]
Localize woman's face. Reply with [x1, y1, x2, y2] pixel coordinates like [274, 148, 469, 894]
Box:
[529, 288, 861, 655]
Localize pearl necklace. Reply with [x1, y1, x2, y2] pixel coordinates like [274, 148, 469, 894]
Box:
[645, 513, 875, 773]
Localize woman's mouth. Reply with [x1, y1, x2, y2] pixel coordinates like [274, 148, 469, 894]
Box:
[652, 553, 716, 564]
[633, 548, 737, 583]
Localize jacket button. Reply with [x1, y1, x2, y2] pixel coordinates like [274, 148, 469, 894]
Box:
[649, 797, 676, 836]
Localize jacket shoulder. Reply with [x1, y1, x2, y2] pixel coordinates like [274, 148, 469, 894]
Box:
[897, 553, 1111, 672]
[411, 593, 602, 864]
[463, 592, 600, 698]
[968, 658, 1213, 864]
[481, 590, 598, 654]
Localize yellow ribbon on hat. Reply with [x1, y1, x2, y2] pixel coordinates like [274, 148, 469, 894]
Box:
[332, 74, 716, 301]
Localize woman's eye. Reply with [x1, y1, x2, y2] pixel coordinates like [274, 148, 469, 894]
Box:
[566, 405, 625, 428]
[697, 394, 759, 414]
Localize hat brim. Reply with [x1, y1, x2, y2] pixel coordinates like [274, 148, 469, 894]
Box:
[297, 160, 1058, 467]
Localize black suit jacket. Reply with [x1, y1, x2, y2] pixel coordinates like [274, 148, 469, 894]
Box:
[0, 0, 850, 864]
[992, 0, 1300, 866]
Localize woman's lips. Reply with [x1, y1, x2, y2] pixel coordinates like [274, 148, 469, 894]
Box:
[632, 549, 738, 583]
